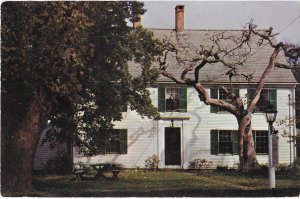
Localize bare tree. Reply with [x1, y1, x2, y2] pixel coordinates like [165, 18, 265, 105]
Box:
[157, 21, 292, 172]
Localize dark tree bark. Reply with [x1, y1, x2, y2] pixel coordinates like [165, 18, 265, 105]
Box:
[2, 89, 52, 196]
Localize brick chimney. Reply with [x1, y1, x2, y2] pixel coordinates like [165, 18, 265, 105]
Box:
[133, 14, 141, 28]
[175, 5, 184, 32]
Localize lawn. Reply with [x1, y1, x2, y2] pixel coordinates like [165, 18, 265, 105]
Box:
[31, 169, 300, 197]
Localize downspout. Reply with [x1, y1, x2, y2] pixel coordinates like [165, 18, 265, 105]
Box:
[181, 119, 184, 169]
[157, 120, 159, 157]
[289, 94, 292, 165]
[292, 85, 296, 163]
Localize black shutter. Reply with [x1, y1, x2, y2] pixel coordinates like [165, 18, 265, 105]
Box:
[269, 89, 277, 109]
[179, 88, 187, 112]
[210, 88, 218, 113]
[119, 129, 127, 154]
[158, 87, 165, 112]
[234, 88, 240, 97]
[232, 130, 239, 155]
[211, 130, 218, 155]
[247, 89, 255, 105]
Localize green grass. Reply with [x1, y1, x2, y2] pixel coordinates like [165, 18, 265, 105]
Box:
[31, 169, 300, 197]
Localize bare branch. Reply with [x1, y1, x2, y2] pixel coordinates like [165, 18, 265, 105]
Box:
[194, 83, 238, 115]
[181, 64, 195, 80]
[160, 70, 194, 85]
[247, 43, 283, 112]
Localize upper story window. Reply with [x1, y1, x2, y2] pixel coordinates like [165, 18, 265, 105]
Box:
[247, 89, 277, 113]
[120, 104, 128, 112]
[210, 88, 239, 113]
[158, 87, 187, 112]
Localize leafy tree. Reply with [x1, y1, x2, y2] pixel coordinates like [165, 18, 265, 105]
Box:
[158, 22, 296, 172]
[1, 1, 161, 195]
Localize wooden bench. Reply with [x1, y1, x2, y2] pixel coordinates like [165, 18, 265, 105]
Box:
[110, 170, 120, 179]
[94, 169, 120, 179]
[90, 163, 121, 179]
[73, 169, 86, 181]
[73, 162, 88, 181]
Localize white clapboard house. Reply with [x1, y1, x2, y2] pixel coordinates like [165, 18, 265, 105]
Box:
[36, 5, 299, 170]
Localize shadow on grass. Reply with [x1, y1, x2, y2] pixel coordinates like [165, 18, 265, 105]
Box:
[31, 170, 300, 197]
[30, 188, 300, 197]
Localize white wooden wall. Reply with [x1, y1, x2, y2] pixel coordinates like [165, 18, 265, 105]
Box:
[34, 129, 68, 170]
[74, 86, 296, 169]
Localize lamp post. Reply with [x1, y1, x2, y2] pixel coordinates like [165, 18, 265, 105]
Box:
[264, 107, 278, 189]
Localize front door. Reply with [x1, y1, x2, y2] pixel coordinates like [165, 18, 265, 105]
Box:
[165, 127, 181, 165]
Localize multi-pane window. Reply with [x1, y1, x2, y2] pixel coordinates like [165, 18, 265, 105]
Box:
[219, 131, 233, 154]
[166, 88, 180, 112]
[211, 130, 239, 155]
[210, 88, 239, 113]
[247, 89, 277, 112]
[98, 129, 127, 154]
[253, 130, 268, 154]
[120, 104, 128, 112]
[211, 130, 269, 155]
[158, 87, 187, 112]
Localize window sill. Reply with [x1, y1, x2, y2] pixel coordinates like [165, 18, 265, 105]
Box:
[213, 111, 230, 114]
[158, 113, 190, 120]
[104, 153, 126, 155]
[252, 112, 264, 115]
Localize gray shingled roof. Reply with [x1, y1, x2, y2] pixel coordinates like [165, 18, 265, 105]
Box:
[129, 28, 298, 85]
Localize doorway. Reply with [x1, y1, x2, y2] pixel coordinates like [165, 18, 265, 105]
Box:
[165, 127, 181, 165]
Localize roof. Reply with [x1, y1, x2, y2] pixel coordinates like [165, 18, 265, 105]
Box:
[129, 28, 298, 85]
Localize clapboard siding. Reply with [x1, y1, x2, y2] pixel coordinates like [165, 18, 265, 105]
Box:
[34, 128, 68, 170]
[74, 89, 159, 168]
[74, 86, 296, 169]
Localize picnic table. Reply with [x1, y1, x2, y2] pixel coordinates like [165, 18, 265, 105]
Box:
[73, 162, 89, 181]
[90, 163, 121, 179]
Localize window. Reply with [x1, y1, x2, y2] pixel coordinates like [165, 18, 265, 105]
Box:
[211, 130, 269, 155]
[120, 104, 128, 112]
[247, 89, 277, 112]
[211, 130, 239, 155]
[158, 87, 187, 112]
[210, 88, 239, 113]
[98, 129, 127, 154]
[253, 130, 268, 154]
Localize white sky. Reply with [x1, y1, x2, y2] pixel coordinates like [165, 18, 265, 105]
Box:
[141, 1, 300, 44]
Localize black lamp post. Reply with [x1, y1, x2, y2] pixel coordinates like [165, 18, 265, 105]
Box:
[264, 105, 278, 189]
[264, 108, 278, 126]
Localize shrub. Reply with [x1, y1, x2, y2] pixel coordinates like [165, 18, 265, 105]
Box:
[145, 155, 160, 170]
[216, 165, 228, 172]
[44, 152, 72, 174]
[189, 158, 212, 170]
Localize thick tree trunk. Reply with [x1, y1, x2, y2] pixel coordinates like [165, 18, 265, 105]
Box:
[2, 89, 52, 196]
[238, 113, 261, 172]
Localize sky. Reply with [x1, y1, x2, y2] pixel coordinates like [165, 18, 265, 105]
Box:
[141, 1, 300, 44]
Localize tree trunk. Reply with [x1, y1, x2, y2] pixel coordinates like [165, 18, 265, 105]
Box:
[1, 89, 52, 196]
[238, 113, 261, 172]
